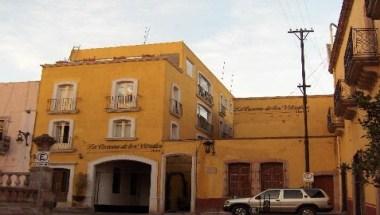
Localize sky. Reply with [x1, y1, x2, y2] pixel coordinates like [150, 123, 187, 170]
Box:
[0, 0, 342, 97]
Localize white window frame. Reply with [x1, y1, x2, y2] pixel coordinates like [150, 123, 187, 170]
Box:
[171, 83, 181, 102]
[170, 121, 180, 140]
[107, 116, 136, 139]
[198, 73, 212, 94]
[52, 81, 77, 99]
[220, 94, 227, 112]
[48, 119, 74, 145]
[111, 78, 138, 97]
[186, 59, 194, 77]
[197, 103, 212, 122]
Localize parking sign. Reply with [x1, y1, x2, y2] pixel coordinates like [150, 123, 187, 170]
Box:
[35, 151, 49, 166]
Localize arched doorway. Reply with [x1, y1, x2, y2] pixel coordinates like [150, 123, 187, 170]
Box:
[164, 155, 192, 212]
[94, 160, 151, 213]
[87, 155, 158, 213]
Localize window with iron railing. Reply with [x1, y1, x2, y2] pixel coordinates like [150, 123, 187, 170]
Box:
[197, 104, 212, 134]
[170, 99, 183, 117]
[107, 95, 138, 110]
[49, 83, 78, 113]
[50, 120, 73, 151]
[107, 79, 138, 111]
[197, 74, 213, 105]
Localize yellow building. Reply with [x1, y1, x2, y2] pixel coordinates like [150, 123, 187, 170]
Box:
[328, 0, 380, 214]
[34, 41, 338, 214]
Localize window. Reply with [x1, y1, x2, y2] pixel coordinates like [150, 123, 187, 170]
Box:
[112, 168, 121, 193]
[50, 82, 77, 112]
[198, 74, 211, 93]
[108, 117, 136, 139]
[170, 84, 182, 117]
[197, 104, 212, 133]
[197, 74, 213, 105]
[186, 59, 194, 77]
[52, 121, 71, 144]
[229, 163, 251, 197]
[170, 122, 179, 140]
[109, 79, 138, 110]
[304, 189, 326, 198]
[219, 95, 227, 116]
[284, 190, 303, 199]
[256, 190, 281, 200]
[49, 119, 74, 151]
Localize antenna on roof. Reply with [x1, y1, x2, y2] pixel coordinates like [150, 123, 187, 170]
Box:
[230, 72, 234, 93]
[221, 61, 226, 81]
[144, 26, 151, 44]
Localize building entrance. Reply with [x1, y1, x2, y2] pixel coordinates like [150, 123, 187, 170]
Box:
[52, 168, 70, 202]
[94, 160, 151, 213]
[165, 155, 191, 212]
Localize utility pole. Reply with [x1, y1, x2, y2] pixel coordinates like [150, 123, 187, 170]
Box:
[288, 28, 314, 173]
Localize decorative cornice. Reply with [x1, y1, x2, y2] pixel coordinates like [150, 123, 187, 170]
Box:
[328, 0, 354, 73]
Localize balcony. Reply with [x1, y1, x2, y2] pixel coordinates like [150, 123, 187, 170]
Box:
[221, 124, 233, 138]
[0, 136, 10, 155]
[327, 107, 344, 136]
[365, 0, 380, 19]
[170, 99, 183, 118]
[50, 136, 73, 152]
[334, 80, 357, 120]
[197, 115, 213, 134]
[106, 95, 139, 112]
[197, 85, 213, 106]
[344, 28, 379, 90]
[219, 105, 227, 117]
[48, 98, 78, 114]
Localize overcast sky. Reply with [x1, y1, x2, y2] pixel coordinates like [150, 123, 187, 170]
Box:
[0, 0, 342, 97]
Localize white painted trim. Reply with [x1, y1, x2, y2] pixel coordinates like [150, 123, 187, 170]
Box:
[197, 71, 212, 94]
[185, 58, 194, 77]
[110, 78, 138, 97]
[160, 153, 196, 213]
[49, 164, 75, 205]
[107, 116, 136, 138]
[196, 102, 212, 122]
[52, 81, 77, 99]
[169, 120, 180, 140]
[86, 155, 158, 213]
[48, 119, 74, 140]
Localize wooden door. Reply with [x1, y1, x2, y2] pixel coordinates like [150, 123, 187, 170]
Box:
[314, 175, 334, 206]
[52, 168, 70, 202]
[229, 163, 251, 197]
[260, 163, 284, 191]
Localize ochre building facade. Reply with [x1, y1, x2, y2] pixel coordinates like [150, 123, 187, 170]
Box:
[328, 0, 380, 214]
[31, 41, 342, 214]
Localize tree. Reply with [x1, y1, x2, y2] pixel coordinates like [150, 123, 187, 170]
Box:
[352, 91, 380, 187]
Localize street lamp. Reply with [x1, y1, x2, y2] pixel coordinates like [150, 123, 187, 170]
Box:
[16, 130, 30, 146]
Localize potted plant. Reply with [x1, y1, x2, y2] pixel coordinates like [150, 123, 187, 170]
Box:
[72, 172, 87, 202]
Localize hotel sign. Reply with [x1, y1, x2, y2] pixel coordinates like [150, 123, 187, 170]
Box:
[234, 105, 309, 113]
[88, 143, 162, 152]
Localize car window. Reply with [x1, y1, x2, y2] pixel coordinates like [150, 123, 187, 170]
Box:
[304, 189, 326, 198]
[256, 190, 280, 199]
[283, 190, 303, 199]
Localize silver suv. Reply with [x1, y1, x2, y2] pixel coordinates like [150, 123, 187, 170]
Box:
[223, 188, 333, 215]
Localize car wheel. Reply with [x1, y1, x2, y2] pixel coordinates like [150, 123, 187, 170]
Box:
[298, 206, 316, 215]
[232, 205, 250, 215]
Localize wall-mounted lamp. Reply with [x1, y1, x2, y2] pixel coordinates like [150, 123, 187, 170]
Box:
[202, 140, 215, 155]
[16, 130, 30, 146]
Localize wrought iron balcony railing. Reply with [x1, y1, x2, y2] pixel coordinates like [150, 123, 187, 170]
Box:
[197, 85, 213, 106]
[170, 99, 183, 117]
[48, 98, 78, 113]
[106, 95, 139, 112]
[334, 80, 357, 120]
[327, 107, 344, 135]
[197, 115, 213, 134]
[221, 124, 233, 138]
[51, 135, 73, 151]
[344, 28, 379, 89]
[365, 0, 380, 19]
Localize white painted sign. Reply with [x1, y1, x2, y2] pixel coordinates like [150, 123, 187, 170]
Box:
[35, 151, 49, 166]
[303, 172, 314, 183]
